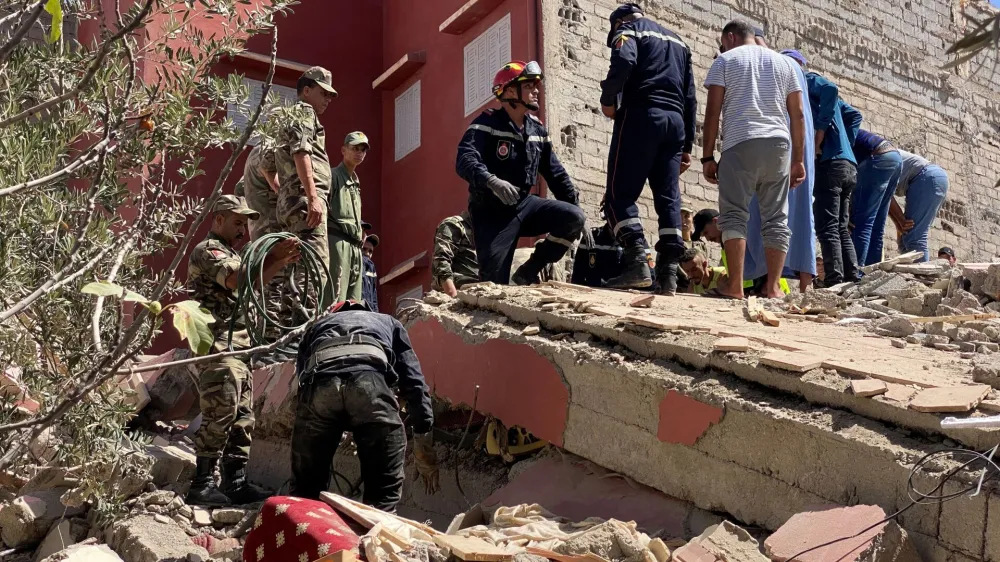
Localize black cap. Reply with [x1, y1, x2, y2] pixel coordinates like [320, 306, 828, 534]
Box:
[365, 234, 380, 248]
[608, 3, 642, 46]
[938, 247, 955, 258]
[361, 220, 373, 231]
[692, 209, 720, 241]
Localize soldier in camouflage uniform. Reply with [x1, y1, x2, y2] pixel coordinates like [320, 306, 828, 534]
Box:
[186, 195, 301, 506]
[275, 66, 338, 317]
[236, 143, 280, 240]
[431, 212, 479, 297]
[328, 131, 367, 301]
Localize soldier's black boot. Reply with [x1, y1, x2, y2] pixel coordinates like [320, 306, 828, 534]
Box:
[606, 243, 653, 289]
[221, 458, 272, 505]
[187, 457, 231, 507]
[511, 254, 546, 286]
[654, 259, 678, 296]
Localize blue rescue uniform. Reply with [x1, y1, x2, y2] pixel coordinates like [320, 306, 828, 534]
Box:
[456, 108, 585, 283]
[362, 256, 379, 312]
[600, 16, 696, 261]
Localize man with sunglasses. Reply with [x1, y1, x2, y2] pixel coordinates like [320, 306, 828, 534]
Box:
[327, 131, 369, 302]
[456, 60, 585, 285]
[599, 3, 697, 292]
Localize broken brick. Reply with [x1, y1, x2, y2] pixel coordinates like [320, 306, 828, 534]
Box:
[672, 541, 722, 562]
[630, 294, 655, 308]
[851, 379, 888, 397]
[764, 505, 919, 562]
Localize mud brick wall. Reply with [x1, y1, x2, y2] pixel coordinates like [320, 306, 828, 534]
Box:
[541, 0, 1000, 261]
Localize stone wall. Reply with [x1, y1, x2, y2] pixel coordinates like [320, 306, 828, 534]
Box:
[541, 0, 1000, 261]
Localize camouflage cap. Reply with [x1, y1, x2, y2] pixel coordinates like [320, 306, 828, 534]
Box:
[301, 66, 338, 96]
[344, 131, 369, 147]
[214, 194, 260, 220]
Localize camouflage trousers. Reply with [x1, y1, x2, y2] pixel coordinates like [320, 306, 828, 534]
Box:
[278, 186, 331, 324]
[329, 231, 363, 303]
[247, 187, 281, 241]
[193, 354, 254, 461]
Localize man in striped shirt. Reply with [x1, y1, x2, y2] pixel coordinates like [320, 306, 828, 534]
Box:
[701, 20, 806, 299]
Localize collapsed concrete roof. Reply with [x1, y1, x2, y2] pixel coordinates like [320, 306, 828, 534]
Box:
[405, 282, 1000, 562]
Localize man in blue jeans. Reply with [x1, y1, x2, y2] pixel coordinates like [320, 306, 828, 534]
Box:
[798, 61, 863, 286]
[889, 150, 950, 262]
[851, 129, 902, 266]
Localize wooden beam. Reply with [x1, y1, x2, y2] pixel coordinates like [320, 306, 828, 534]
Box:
[439, 0, 506, 34]
[372, 51, 427, 90]
[232, 51, 311, 75]
[379, 251, 429, 286]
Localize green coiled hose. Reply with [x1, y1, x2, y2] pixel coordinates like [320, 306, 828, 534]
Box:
[227, 232, 333, 352]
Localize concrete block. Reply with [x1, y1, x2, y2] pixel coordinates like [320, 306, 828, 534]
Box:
[0, 490, 86, 548]
[210, 508, 245, 525]
[938, 480, 986, 556]
[874, 317, 915, 337]
[983, 264, 1000, 299]
[146, 444, 195, 493]
[764, 505, 919, 562]
[695, 521, 770, 562]
[901, 297, 924, 315]
[34, 519, 89, 562]
[106, 515, 210, 562]
[39, 542, 124, 562]
[973, 359, 1000, 388]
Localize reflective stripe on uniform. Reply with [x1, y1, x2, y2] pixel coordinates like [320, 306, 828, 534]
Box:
[546, 234, 575, 248]
[579, 244, 620, 251]
[658, 227, 682, 237]
[467, 124, 550, 143]
[615, 29, 688, 49]
[612, 217, 642, 235]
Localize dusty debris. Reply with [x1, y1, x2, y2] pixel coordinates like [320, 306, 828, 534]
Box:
[694, 521, 770, 562]
[872, 317, 916, 338]
[522, 325, 541, 336]
[0, 489, 87, 548]
[39, 541, 124, 562]
[105, 515, 210, 562]
[851, 380, 889, 397]
[629, 295, 655, 308]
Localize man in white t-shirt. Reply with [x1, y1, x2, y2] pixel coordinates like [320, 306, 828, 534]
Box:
[700, 20, 806, 299]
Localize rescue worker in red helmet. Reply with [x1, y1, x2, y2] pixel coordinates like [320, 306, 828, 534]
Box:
[289, 300, 438, 511]
[456, 60, 585, 285]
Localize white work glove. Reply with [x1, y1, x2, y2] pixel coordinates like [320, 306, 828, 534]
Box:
[487, 174, 520, 206]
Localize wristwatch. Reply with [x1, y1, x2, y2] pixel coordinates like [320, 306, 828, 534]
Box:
[700, 155, 716, 164]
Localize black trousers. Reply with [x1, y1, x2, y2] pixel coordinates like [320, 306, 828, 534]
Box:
[813, 159, 860, 285]
[604, 106, 686, 260]
[290, 369, 406, 512]
[469, 194, 585, 284]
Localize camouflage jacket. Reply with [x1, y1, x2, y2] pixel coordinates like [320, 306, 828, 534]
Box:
[239, 144, 277, 200]
[186, 232, 246, 345]
[431, 214, 479, 289]
[275, 101, 332, 194]
[328, 162, 363, 243]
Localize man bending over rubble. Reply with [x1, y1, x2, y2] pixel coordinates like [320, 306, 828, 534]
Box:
[290, 301, 439, 511]
[186, 195, 301, 506]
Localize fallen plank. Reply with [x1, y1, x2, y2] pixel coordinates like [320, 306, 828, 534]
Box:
[850, 379, 888, 397]
[861, 250, 924, 274]
[586, 305, 634, 317]
[882, 383, 919, 403]
[716, 331, 803, 352]
[314, 551, 358, 562]
[714, 337, 750, 352]
[433, 535, 515, 562]
[909, 385, 991, 413]
[759, 310, 781, 327]
[546, 281, 594, 293]
[821, 359, 941, 389]
[630, 294, 655, 308]
[625, 315, 681, 331]
[745, 296, 761, 321]
[909, 313, 999, 324]
[759, 351, 825, 372]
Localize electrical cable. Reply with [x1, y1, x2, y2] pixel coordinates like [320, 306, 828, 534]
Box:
[227, 232, 333, 354]
[784, 445, 999, 562]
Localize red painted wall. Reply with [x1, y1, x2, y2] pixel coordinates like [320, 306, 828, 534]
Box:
[377, 0, 541, 312]
[150, 1, 384, 352]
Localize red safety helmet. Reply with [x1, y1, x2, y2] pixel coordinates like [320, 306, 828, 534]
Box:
[492, 60, 543, 110]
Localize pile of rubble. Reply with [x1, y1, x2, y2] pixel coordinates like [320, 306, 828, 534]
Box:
[777, 253, 1000, 360]
[0, 432, 256, 562]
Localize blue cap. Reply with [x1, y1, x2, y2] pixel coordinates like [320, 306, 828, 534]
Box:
[781, 49, 808, 66]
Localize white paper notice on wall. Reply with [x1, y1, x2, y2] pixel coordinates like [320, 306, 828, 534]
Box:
[227, 78, 298, 145]
[464, 13, 511, 117]
[395, 81, 421, 161]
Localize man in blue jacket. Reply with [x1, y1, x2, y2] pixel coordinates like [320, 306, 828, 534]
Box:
[290, 302, 438, 510]
[599, 3, 697, 291]
[456, 61, 585, 285]
[801, 63, 863, 285]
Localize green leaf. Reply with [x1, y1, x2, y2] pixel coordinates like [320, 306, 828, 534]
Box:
[170, 300, 216, 356]
[81, 281, 124, 298]
[123, 290, 149, 304]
